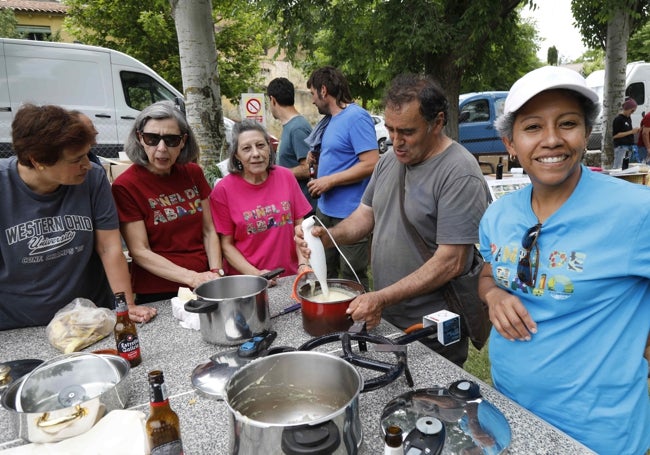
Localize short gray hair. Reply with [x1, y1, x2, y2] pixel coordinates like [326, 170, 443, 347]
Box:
[494, 89, 600, 141]
[227, 119, 276, 174]
[124, 100, 200, 166]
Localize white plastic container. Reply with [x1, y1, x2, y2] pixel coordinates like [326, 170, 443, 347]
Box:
[302, 216, 329, 298]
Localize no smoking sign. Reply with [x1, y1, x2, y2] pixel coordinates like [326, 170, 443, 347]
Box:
[240, 93, 266, 126]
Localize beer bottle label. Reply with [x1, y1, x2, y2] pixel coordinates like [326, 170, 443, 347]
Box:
[117, 334, 141, 360]
[150, 440, 183, 455]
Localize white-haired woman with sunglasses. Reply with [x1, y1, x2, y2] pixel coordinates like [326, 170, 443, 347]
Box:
[478, 66, 650, 454]
[112, 101, 223, 304]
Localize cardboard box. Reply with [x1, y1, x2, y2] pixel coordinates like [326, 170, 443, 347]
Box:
[102, 158, 133, 183]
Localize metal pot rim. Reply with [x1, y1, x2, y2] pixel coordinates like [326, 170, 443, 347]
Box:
[194, 275, 269, 302]
[224, 351, 364, 428]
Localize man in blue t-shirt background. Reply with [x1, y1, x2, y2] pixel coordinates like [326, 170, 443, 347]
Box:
[267, 77, 316, 214]
[306, 66, 379, 289]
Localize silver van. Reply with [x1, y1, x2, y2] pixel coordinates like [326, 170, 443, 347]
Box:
[0, 38, 183, 158]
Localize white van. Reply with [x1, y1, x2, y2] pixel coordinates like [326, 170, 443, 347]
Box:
[0, 38, 184, 158]
[586, 61, 650, 150]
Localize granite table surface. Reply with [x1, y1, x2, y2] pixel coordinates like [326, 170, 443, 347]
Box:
[0, 276, 594, 454]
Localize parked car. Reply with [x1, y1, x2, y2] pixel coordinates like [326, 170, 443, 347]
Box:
[371, 115, 390, 153]
[458, 91, 508, 155]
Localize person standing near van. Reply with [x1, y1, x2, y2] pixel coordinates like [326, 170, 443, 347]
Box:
[612, 98, 639, 168]
[267, 77, 316, 213]
[637, 110, 650, 163]
[306, 66, 379, 289]
[0, 104, 156, 329]
[112, 101, 223, 304]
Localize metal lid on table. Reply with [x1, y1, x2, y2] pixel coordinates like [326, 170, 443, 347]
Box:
[15, 352, 122, 412]
[380, 381, 511, 454]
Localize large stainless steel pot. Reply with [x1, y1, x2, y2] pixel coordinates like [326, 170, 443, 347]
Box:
[224, 351, 363, 455]
[184, 268, 283, 345]
[1, 353, 130, 443]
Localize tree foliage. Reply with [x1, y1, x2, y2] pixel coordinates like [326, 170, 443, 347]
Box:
[256, 0, 538, 139]
[0, 9, 20, 38]
[628, 21, 650, 62]
[547, 46, 558, 65]
[572, 0, 649, 51]
[62, 0, 274, 102]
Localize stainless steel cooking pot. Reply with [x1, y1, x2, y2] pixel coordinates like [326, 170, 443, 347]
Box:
[224, 351, 364, 455]
[1, 353, 130, 443]
[184, 268, 283, 345]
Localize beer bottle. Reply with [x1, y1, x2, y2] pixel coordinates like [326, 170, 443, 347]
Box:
[113, 292, 142, 367]
[146, 370, 183, 455]
[309, 150, 320, 199]
[496, 157, 504, 180]
[384, 425, 404, 455]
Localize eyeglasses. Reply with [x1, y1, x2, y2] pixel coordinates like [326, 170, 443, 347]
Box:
[139, 132, 184, 147]
[517, 223, 541, 287]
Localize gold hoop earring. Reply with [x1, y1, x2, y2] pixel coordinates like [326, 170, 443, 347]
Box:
[38, 165, 45, 171]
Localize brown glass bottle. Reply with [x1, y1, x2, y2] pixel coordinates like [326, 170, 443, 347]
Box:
[384, 425, 404, 454]
[309, 150, 320, 199]
[146, 370, 183, 455]
[113, 292, 142, 367]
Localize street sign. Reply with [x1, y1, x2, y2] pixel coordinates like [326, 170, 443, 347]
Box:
[240, 93, 266, 126]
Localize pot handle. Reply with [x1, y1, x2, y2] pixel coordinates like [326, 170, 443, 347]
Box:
[291, 267, 314, 302]
[36, 405, 87, 433]
[261, 267, 285, 280]
[281, 420, 341, 455]
[184, 298, 220, 313]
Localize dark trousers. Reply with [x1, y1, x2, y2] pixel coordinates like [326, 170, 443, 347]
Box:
[419, 335, 469, 368]
[315, 209, 370, 290]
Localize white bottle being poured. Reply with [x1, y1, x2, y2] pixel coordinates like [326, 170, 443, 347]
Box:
[302, 216, 329, 299]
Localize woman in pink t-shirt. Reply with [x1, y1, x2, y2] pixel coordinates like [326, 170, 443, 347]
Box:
[210, 120, 312, 278]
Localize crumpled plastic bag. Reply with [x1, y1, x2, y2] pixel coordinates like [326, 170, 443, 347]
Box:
[46, 298, 116, 354]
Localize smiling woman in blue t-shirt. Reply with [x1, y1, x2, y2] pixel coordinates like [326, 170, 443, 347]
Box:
[478, 66, 650, 455]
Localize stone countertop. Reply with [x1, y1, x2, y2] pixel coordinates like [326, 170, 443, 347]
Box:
[0, 277, 594, 454]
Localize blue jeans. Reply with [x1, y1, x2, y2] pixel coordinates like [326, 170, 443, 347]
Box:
[613, 145, 633, 168]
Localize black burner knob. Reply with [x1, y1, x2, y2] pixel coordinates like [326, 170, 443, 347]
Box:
[448, 379, 481, 400]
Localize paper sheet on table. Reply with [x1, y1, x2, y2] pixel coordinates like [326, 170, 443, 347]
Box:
[171, 294, 200, 331]
[0, 410, 147, 454]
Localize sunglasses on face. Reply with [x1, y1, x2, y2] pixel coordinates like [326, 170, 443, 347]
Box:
[139, 131, 184, 147]
[517, 223, 541, 287]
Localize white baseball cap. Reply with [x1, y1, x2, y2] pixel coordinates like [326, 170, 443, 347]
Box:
[504, 66, 599, 115]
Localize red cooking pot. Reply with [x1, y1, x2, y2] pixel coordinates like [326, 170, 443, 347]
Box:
[292, 269, 365, 336]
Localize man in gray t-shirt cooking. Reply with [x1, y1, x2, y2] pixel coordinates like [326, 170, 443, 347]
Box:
[297, 74, 490, 366]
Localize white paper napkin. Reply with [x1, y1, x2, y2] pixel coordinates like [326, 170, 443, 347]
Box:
[171, 296, 200, 331]
[0, 410, 148, 454]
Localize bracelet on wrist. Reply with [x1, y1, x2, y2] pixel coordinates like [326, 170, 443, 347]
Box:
[298, 263, 309, 269]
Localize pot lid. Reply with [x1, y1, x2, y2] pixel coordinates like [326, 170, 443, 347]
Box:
[380, 382, 511, 454]
[16, 353, 122, 413]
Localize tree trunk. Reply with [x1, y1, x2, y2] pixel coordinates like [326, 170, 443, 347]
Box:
[169, 0, 226, 171]
[431, 57, 462, 142]
[601, 8, 631, 168]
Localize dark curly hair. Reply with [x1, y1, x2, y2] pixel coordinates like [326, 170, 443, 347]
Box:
[383, 73, 449, 126]
[307, 66, 353, 107]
